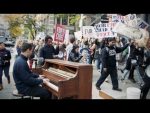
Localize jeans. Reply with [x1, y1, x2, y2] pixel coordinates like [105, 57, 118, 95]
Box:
[0, 65, 10, 84]
[95, 58, 101, 70]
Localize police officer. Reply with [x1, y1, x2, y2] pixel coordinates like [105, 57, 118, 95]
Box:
[95, 37, 129, 91]
[0, 42, 11, 90]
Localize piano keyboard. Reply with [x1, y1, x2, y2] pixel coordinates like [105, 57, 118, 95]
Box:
[47, 68, 76, 80]
[45, 81, 59, 92]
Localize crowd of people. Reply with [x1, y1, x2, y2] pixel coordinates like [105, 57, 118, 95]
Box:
[0, 33, 150, 99]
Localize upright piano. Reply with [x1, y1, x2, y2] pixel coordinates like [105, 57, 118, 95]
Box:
[32, 59, 93, 99]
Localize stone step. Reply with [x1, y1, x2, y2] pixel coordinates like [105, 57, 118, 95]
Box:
[99, 82, 126, 99]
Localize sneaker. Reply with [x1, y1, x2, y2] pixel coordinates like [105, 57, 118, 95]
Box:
[105, 78, 109, 83]
[0, 84, 3, 90]
[120, 69, 124, 73]
[129, 79, 136, 83]
[121, 78, 124, 81]
[112, 88, 122, 92]
[95, 85, 101, 90]
[8, 79, 10, 84]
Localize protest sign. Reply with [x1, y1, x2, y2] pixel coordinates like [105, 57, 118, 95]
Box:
[124, 14, 137, 28]
[82, 26, 97, 38]
[137, 18, 150, 29]
[64, 30, 69, 43]
[112, 22, 142, 39]
[94, 22, 117, 38]
[74, 31, 82, 40]
[54, 24, 66, 42]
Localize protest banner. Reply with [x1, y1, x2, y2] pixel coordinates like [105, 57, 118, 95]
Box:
[137, 18, 150, 29]
[124, 14, 137, 28]
[82, 26, 97, 38]
[64, 30, 69, 44]
[94, 22, 117, 38]
[112, 22, 142, 39]
[54, 24, 66, 42]
[110, 14, 126, 23]
[74, 31, 82, 40]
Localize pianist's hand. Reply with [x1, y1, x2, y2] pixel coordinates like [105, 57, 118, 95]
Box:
[43, 78, 50, 84]
[39, 75, 45, 79]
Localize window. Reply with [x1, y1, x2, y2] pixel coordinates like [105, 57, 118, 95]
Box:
[57, 18, 60, 24]
[62, 16, 68, 25]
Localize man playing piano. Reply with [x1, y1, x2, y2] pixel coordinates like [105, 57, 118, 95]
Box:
[13, 42, 52, 99]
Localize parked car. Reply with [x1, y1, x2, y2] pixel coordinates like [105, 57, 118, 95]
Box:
[4, 40, 15, 47]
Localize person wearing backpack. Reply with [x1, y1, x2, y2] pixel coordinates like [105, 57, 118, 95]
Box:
[95, 37, 129, 91]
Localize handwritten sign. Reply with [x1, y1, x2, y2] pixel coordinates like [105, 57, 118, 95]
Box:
[112, 22, 142, 39]
[94, 22, 117, 38]
[54, 24, 66, 42]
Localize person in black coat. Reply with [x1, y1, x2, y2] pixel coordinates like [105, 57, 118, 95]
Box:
[68, 45, 83, 62]
[96, 37, 129, 91]
[140, 49, 150, 99]
[40, 35, 59, 62]
[0, 42, 11, 90]
[13, 42, 52, 99]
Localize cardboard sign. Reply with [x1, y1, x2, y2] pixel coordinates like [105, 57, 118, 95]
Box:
[74, 31, 82, 40]
[124, 14, 137, 28]
[54, 24, 66, 42]
[94, 22, 117, 38]
[110, 14, 126, 23]
[112, 22, 142, 39]
[64, 30, 69, 43]
[82, 26, 97, 38]
[137, 18, 150, 29]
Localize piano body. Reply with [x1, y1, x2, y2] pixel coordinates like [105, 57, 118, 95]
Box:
[32, 59, 93, 99]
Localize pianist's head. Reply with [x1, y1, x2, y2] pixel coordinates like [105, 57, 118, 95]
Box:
[45, 35, 53, 45]
[21, 42, 34, 58]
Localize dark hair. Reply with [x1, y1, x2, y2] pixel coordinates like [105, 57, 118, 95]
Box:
[62, 44, 66, 49]
[21, 42, 33, 52]
[108, 37, 116, 42]
[45, 35, 53, 43]
[84, 40, 89, 46]
[71, 45, 79, 53]
[69, 35, 75, 43]
[94, 39, 99, 45]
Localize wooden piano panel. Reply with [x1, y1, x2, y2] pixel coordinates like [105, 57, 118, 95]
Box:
[58, 76, 78, 98]
[32, 59, 93, 99]
[78, 66, 93, 99]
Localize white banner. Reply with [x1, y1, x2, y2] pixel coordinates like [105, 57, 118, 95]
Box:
[74, 31, 82, 40]
[64, 30, 69, 43]
[82, 26, 97, 38]
[94, 22, 117, 38]
[124, 14, 137, 28]
[112, 22, 142, 39]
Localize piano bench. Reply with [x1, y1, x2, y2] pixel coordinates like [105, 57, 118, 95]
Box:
[12, 90, 34, 99]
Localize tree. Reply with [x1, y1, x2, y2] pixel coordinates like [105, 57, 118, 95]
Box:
[4, 14, 24, 38]
[55, 14, 81, 25]
[4, 14, 45, 40]
[22, 14, 45, 40]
